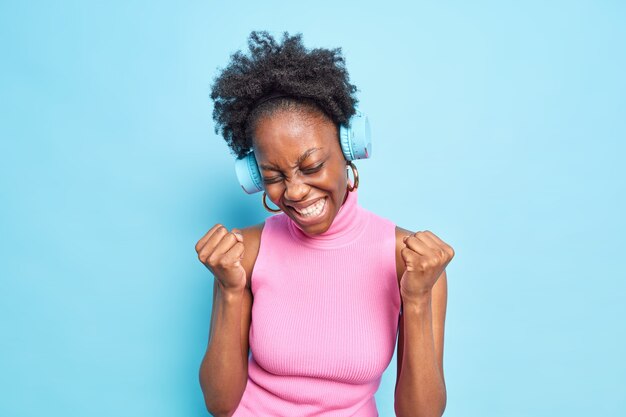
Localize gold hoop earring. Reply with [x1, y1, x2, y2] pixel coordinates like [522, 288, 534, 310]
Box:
[262, 192, 282, 213]
[346, 161, 359, 192]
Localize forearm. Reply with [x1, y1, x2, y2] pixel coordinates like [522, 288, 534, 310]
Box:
[199, 285, 248, 416]
[395, 295, 446, 417]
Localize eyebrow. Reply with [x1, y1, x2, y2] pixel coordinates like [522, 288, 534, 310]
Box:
[259, 147, 322, 171]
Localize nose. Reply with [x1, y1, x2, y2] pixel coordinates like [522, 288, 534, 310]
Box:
[284, 177, 309, 202]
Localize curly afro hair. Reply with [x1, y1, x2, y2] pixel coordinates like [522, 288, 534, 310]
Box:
[210, 30, 359, 159]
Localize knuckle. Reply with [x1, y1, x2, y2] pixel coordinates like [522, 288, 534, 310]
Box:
[207, 254, 219, 266]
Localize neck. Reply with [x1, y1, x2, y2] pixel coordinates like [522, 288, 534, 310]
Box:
[286, 188, 367, 249]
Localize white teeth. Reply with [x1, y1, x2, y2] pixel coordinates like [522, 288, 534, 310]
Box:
[295, 198, 325, 217]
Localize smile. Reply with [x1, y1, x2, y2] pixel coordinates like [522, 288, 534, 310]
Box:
[290, 197, 328, 223]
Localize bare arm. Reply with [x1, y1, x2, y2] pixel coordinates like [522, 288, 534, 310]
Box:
[394, 227, 450, 417]
[196, 224, 262, 417]
[199, 282, 252, 416]
[394, 272, 447, 417]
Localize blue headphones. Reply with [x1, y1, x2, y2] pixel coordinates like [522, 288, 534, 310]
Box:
[235, 107, 372, 194]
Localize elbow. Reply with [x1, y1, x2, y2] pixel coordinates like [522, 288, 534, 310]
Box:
[199, 363, 248, 417]
[203, 396, 240, 417]
[395, 409, 446, 417]
[204, 406, 234, 417]
[202, 396, 231, 417]
[394, 391, 447, 417]
[199, 377, 246, 417]
[201, 389, 242, 417]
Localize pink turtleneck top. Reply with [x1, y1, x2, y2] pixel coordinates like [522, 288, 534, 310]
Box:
[231, 189, 401, 417]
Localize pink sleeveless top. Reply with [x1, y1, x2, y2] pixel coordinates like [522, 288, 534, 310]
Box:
[231, 189, 401, 417]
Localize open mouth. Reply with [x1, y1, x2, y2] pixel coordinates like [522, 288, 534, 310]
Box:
[288, 197, 328, 225]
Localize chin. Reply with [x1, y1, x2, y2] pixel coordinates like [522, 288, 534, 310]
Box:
[288, 209, 332, 235]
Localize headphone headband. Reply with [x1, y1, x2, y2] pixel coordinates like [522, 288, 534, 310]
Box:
[251, 92, 299, 110]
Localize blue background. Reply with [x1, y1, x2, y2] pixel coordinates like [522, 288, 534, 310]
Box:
[1, 1, 624, 416]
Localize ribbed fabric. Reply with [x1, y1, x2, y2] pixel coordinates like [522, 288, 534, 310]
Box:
[231, 189, 401, 417]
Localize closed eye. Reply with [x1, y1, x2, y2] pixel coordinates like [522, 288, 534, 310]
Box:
[301, 163, 324, 174]
[262, 162, 325, 184]
[262, 175, 282, 184]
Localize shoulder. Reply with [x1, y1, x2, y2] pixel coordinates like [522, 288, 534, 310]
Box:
[395, 225, 414, 242]
[394, 226, 414, 280]
[239, 221, 265, 240]
[238, 221, 265, 290]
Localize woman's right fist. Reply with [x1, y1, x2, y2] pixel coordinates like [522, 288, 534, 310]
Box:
[195, 224, 246, 292]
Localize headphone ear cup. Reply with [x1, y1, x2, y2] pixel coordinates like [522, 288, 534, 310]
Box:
[235, 152, 263, 194]
[339, 108, 372, 161]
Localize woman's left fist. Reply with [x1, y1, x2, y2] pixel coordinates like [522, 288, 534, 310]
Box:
[400, 230, 455, 302]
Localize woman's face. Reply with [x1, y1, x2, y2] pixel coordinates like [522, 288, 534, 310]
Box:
[252, 109, 349, 235]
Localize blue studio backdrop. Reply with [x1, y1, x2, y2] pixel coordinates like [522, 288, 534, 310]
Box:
[1, 1, 625, 416]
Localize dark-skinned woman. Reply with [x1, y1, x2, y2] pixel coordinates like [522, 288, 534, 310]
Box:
[196, 30, 454, 417]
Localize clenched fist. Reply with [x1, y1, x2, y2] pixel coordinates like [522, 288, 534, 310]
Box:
[195, 224, 247, 293]
[400, 230, 455, 303]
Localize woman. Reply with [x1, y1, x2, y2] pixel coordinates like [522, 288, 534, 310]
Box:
[196, 31, 454, 417]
